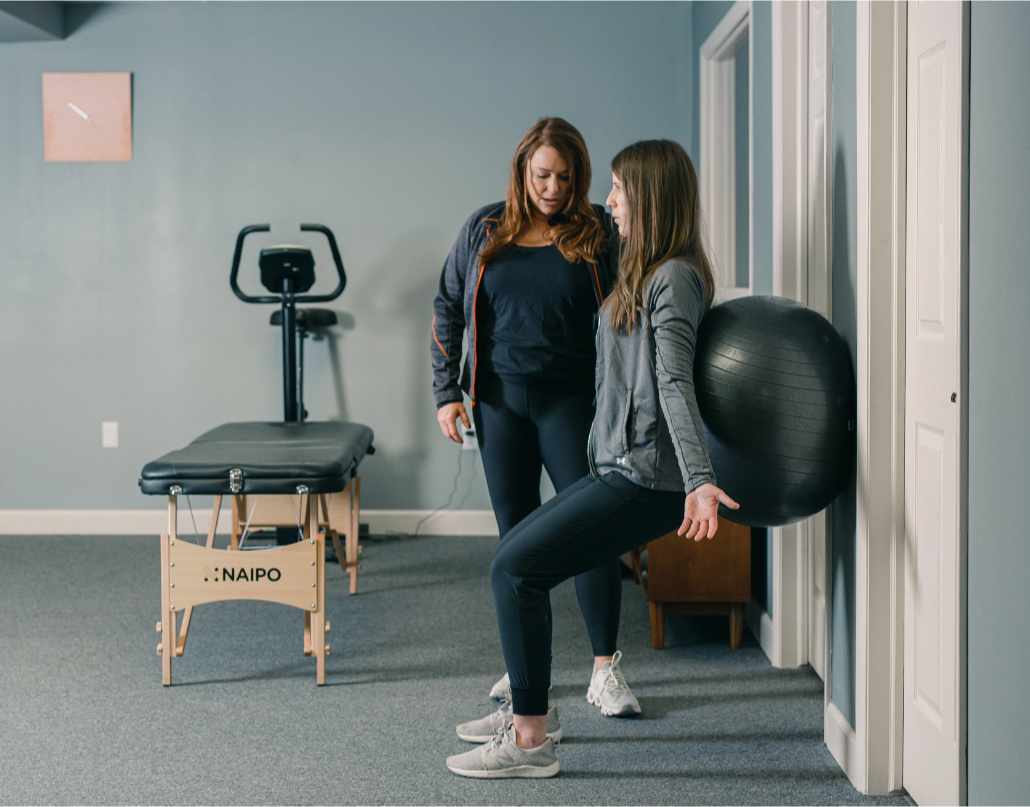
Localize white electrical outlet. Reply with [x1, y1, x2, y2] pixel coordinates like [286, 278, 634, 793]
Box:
[461, 426, 478, 451]
[102, 421, 119, 449]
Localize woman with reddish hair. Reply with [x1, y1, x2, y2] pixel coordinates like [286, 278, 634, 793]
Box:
[431, 118, 642, 738]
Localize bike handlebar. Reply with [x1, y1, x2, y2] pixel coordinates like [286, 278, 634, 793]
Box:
[230, 223, 347, 304]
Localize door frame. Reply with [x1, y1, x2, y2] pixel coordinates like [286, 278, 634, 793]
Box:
[747, 0, 832, 675]
[699, 0, 753, 299]
[768, 2, 810, 672]
[830, 0, 908, 794]
[703, 2, 824, 675]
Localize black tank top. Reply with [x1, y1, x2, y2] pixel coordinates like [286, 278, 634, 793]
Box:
[478, 244, 597, 385]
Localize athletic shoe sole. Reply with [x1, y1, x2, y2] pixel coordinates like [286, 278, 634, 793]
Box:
[587, 689, 642, 717]
[445, 761, 560, 779]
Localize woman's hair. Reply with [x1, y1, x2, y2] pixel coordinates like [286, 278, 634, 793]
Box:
[603, 139, 716, 334]
[479, 117, 606, 267]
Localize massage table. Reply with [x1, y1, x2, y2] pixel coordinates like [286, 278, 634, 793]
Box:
[139, 420, 375, 685]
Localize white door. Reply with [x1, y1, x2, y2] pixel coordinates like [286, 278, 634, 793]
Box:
[904, 2, 967, 804]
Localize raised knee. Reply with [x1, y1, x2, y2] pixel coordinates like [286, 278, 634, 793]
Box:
[489, 553, 510, 588]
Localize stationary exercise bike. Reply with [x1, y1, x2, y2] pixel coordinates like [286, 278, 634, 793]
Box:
[230, 224, 352, 549]
[230, 224, 347, 422]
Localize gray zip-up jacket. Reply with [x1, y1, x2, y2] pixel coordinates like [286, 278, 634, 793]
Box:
[588, 258, 716, 494]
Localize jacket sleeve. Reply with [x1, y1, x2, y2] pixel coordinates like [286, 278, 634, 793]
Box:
[648, 263, 717, 493]
[431, 213, 476, 408]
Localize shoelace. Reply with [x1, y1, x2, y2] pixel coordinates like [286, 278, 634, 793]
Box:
[491, 703, 514, 732]
[596, 650, 631, 694]
[483, 724, 513, 753]
[490, 719, 559, 751]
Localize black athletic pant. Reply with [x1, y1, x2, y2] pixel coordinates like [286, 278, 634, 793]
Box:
[472, 374, 623, 659]
[491, 472, 685, 715]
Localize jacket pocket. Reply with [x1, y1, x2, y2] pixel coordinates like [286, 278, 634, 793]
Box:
[620, 387, 633, 457]
[594, 384, 630, 460]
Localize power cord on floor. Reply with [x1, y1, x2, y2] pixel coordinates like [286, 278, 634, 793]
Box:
[382, 445, 475, 539]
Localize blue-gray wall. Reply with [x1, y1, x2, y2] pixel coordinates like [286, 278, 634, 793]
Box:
[828, 0, 857, 731]
[967, 3, 1030, 802]
[0, 1, 693, 513]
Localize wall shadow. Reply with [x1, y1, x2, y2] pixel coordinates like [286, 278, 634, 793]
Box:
[63, 2, 106, 36]
[829, 145, 857, 728]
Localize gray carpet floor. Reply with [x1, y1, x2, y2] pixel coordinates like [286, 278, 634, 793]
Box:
[0, 533, 909, 806]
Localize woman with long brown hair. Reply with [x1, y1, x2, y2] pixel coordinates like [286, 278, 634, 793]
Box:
[445, 139, 738, 779]
[431, 118, 642, 736]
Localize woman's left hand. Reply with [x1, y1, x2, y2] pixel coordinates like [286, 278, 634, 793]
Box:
[678, 483, 740, 540]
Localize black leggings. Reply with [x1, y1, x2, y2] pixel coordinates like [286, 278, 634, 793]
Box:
[472, 375, 623, 658]
[491, 472, 685, 715]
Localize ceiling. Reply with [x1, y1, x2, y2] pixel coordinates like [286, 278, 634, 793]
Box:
[0, 2, 65, 42]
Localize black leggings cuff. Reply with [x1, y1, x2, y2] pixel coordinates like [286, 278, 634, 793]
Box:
[510, 687, 549, 716]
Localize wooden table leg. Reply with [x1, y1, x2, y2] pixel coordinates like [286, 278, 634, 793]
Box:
[648, 601, 666, 649]
[321, 494, 347, 574]
[348, 477, 361, 594]
[159, 494, 177, 685]
[160, 535, 175, 685]
[230, 495, 243, 550]
[175, 495, 223, 658]
[306, 492, 326, 685]
[729, 603, 745, 650]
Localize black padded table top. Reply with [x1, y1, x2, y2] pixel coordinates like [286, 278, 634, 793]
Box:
[139, 421, 375, 496]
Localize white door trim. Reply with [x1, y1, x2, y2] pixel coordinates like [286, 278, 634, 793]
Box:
[772, 0, 808, 304]
[700, 0, 753, 298]
[754, 0, 813, 672]
[837, 0, 908, 794]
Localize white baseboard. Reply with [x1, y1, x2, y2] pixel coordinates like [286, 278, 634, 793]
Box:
[0, 509, 499, 538]
[746, 601, 778, 665]
[360, 509, 498, 537]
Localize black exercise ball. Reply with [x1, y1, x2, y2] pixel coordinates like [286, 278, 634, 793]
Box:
[694, 295, 856, 528]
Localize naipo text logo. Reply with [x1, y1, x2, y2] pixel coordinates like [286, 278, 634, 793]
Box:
[203, 567, 282, 583]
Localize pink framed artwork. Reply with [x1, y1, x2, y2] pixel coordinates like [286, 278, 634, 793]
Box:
[42, 72, 132, 162]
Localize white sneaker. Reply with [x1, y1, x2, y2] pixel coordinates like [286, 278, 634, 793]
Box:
[456, 702, 562, 743]
[446, 724, 559, 779]
[489, 672, 511, 701]
[587, 650, 641, 716]
[488, 672, 552, 702]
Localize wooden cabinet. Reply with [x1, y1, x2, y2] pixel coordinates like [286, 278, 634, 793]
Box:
[640, 518, 751, 649]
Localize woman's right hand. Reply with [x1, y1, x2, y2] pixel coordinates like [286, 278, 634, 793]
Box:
[437, 401, 471, 444]
[678, 483, 740, 541]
